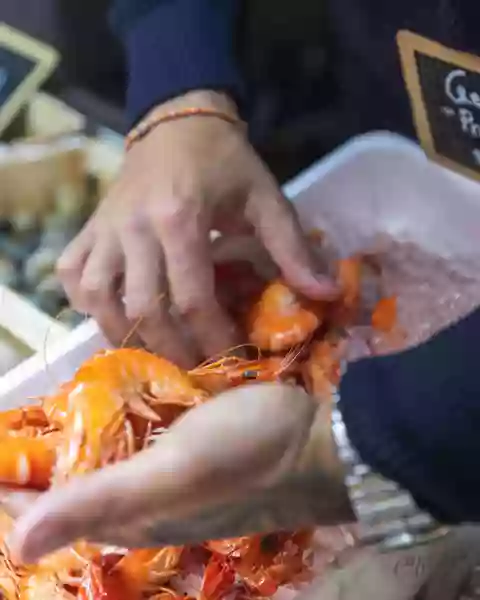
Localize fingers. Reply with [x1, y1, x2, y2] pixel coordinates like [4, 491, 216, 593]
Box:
[8, 453, 160, 562]
[155, 202, 239, 358]
[246, 179, 339, 300]
[57, 223, 136, 347]
[9, 433, 199, 562]
[9, 385, 315, 563]
[82, 237, 137, 347]
[56, 222, 95, 305]
[121, 226, 197, 367]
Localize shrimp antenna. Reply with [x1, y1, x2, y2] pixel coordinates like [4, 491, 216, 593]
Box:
[280, 336, 312, 372]
[194, 343, 261, 370]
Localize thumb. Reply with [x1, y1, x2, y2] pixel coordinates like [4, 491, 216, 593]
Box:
[9, 385, 315, 563]
[247, 186, 339, 300]
[8, 441, 185, 564]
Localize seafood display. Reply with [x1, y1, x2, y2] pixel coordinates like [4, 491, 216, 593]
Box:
[0, 231, 402, 600]
[0, 136, 99, 328]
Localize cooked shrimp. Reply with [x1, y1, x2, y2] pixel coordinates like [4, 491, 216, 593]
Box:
[190, 350, 301, 394]
[78, 553, 140, 600]
[18, 570, 76, 600]
[205, 537, 256, 559]
[246, 280, 324, 352]
[200, 557, 236, 600]
[36, 542, 99, 587]
[75, 349, 207, 420]
[115, 547, 183, 593]
[54, 382, 132, 480]
[302, 338, 343, 401]
[371, 296, 397, 332]
[330, 256, 362, 326]
[0, 406, 49, 434]
[0, 435, 57, 490]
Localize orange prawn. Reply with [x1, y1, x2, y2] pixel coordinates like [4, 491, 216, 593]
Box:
[370, 295, 406, 353]
[224, 536, 280, 597]
[371, 296, 397, 332]
[0, 405, 50, 434]
[235, 532, 312, 595]
[329, 256, 362, 327]
[54, 382, 134, 480]
[114, 547, 183, 593]
[265, 531, 313, 585]
[200, 556, 236, 600]
[205, 537, 255, 559]
[35, 542, 99, 587]
[302, 338, 343, 401]
[205, 536, 278, 596]
[74, 349, 208, 421]
[0, 435, 57, 490]
[78, 553, 140, 600]
[246, 280, 324, 352]
[18, 570, 76, 600]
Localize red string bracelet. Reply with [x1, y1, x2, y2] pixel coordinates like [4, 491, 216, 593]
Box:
[125, 107, 246, 151]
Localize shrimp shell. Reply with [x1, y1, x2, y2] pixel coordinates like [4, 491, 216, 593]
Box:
[246, 280, 324, 352]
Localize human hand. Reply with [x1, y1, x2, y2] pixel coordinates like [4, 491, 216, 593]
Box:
[57, 90, 338, 368]
[6, 384, 352, 564]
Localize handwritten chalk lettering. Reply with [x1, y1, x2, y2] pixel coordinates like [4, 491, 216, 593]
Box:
[458, 108, 480, 138]
[445, 69, 480, 109]
[0, 67, 7, 94]
[441, 106, 456, 117]
[398, 31, 480, 180]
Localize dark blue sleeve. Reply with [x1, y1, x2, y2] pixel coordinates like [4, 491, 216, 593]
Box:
[110, 0, 244, 126]
[339, 307, 480, 524]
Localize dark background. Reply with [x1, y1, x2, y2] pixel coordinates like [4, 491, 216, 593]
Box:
[0, 0, 128, 131]
[0, 0, 337, 181]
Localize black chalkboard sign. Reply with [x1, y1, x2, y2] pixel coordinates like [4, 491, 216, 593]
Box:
[0, 23, 59, 134]
[398, 30, 480, 182]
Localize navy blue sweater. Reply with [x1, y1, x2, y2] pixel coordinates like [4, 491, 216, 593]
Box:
[109, 0, 480, 523]
[110, 0, 243, 126]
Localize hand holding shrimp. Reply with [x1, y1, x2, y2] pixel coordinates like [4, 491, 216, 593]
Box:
[6, 384, 351, 565]
[0, 240, 397, 599]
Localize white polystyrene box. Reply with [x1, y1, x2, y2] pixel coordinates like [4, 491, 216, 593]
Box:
[1, 131, 480, 600]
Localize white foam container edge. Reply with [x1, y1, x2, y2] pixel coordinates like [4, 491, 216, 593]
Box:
[1, 130, 480, 600]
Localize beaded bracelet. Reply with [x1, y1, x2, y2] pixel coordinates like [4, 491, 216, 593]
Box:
[125, 107, 246, 151]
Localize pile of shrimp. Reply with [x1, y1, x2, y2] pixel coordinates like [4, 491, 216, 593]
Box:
[0, 232, 402, 600]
